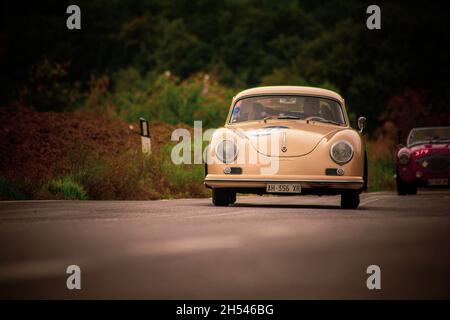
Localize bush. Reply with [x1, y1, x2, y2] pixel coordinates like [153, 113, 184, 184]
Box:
[0, 176, 28, 200]
[111, 70, 234, 128]
[1, 105, 211, 200]
[48, 177, 88, 200]
[56, 144, 208, 200]
[366, 140, 396, 192]
[21, 57, 83, 112]
[160, 143, 210, 198]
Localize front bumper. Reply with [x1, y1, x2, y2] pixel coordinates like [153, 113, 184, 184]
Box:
[204, 174, 364, 190]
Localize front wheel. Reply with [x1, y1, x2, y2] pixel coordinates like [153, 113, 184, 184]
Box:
[341, 190, 360, 209]
[212, 188, 236, 206]
[396, 172, 417, 195]
[407, 183, 417, 195]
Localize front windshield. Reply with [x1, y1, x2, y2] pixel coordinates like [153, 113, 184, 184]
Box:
[407, 127, 450, 146]
[229, 95, 346, 125]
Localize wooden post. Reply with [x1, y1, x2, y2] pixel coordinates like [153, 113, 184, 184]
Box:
[140, 118, 151, 154]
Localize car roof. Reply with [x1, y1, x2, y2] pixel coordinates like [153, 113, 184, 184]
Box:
[233, 86, 345, 104]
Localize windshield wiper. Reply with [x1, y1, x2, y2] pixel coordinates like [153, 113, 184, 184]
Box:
[309, 118, 342, 126]
[263, 115, 301, 123]
[276, 116, 301, 120]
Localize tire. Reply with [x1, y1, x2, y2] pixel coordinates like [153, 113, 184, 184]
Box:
[407, 183, 417, 195]
[396, 172, 408, 195]
[229, 192, 237, 204]
[212, 188, 236, 206]
[341, 190, 360, 209]
[362, 152, 368, 192]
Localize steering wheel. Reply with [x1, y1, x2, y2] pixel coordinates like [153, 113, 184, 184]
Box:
[304, 116, 326, 122]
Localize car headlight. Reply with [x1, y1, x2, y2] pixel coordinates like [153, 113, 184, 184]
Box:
[330, 141, 354, 164]
[397, 150, 410, 165]
[215, 140, 238, 163]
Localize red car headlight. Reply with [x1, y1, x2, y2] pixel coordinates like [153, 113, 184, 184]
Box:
[398, 150, 410, 165]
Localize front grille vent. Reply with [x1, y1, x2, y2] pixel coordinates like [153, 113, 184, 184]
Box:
[417, 154, 450, 171]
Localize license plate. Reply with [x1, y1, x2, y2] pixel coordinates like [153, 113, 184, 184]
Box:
[428, 178, 448, 186]
[266, 184, 301, 193]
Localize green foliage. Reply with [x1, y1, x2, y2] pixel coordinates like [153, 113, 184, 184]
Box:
[366, 141, 395, 192]
[58, 147, 155, 200]
[48, 177, 88, 200]
[82, 75, 116, 117]
[54, 144, 208, 200]
[111, 70, 233, 128]
[0, 176, 28, 200]
[5, 1, 448, 130]
[160, 143, 210, 198]
[20, 57, 83, 112]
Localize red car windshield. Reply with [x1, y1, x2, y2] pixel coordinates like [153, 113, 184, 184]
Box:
[407, 127, 450, 146]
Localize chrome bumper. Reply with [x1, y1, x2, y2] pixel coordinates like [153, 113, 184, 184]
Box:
[204, 177, 364, 189]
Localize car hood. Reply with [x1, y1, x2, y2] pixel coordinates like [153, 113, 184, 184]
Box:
[231, 121, 345, 157]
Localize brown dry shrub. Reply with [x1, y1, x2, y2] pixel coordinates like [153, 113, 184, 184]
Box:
[0, 104, 205, 200]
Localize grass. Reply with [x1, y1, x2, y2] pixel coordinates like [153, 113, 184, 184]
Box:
[48, 177, 88, 200]
[160, 143, 210, 198]
[0, 176, 28, 200]
[366, 140, 396, 192]
[48, 143, 209, 200]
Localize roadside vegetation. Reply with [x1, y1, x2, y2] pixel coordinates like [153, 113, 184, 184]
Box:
[0, 98, 398, 200]
[0, 68, 445, 200]
[0, 105, 209, 200]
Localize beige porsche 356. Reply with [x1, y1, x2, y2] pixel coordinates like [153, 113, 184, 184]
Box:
[204, 86, 367, 209]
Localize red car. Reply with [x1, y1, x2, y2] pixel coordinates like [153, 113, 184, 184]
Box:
[396, 127, 450, 195]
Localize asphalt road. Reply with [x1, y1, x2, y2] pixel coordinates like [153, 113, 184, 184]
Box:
[1, 191, 450, 299]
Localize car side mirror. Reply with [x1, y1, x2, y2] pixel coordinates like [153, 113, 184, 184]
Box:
[357, 116, 366, 133]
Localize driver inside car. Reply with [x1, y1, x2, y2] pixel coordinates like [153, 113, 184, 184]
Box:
[303, 97, 321, 118]
[302, 97, 334, 121]
[247, 102, 266, 121]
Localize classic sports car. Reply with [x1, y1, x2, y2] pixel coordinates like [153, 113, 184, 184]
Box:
[396, 126, 450, 195]
[204, 86, 368, 209]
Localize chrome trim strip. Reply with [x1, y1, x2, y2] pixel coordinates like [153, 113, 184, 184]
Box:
[204, 178, 363, 184]
[281, 131, 287, 152]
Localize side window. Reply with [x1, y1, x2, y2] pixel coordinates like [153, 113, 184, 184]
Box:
[230, 100, 242, 123]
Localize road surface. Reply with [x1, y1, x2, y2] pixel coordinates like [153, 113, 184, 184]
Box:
[1, 191, 450, 299]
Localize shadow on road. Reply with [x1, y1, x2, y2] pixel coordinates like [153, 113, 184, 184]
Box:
[229, 203, 341, 210]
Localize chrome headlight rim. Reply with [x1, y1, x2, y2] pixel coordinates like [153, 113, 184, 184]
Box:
[215, 140, 238, 164]
[330, 140, 354, 165]
[397, 150, 410, 165]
